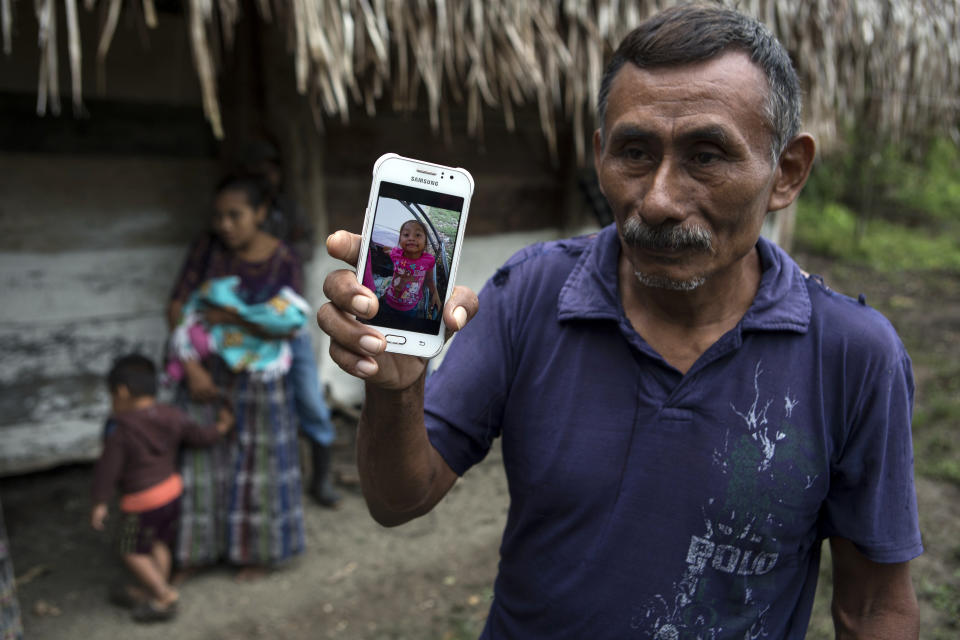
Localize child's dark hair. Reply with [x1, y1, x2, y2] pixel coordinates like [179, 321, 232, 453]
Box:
[107, 354, 157, 397]
[399, 219, 429, 239]
[399, 219, 431, 254]
[215, 171, 273, 210]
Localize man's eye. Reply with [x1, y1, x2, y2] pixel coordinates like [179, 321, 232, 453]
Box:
[623, 147, 649, 161]
[692, 151, 721, 165]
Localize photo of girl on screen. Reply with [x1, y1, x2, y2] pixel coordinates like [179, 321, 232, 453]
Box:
[361, 183, 464, 334]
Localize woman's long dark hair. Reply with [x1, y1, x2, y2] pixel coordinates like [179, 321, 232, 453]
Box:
[215, 171, 274, 210]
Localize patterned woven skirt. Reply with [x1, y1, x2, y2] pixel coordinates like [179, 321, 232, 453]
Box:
[177, 367, 305, 567]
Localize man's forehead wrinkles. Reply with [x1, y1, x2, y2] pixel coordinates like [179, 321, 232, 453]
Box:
[607, 94, 758, 130]
[611, 86, 759, 118]
[608, 119, 738, 146]
[631, 78, 744, 102]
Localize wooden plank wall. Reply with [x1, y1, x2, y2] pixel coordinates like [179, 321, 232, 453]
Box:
[0, 154, 218, 474]
[0, 5, 221, 475]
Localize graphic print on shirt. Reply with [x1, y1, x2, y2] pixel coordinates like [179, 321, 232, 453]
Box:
[385, 248, 433, 310]
[631, 362, 821, 639]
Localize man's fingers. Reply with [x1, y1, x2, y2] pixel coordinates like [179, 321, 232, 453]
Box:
[323, 268, 379, 318]
[320, 302, 387, 380]
[442, 285, 479, 333]
[326, 230, 363, 267]
[328, 339, 382, 379]
[316, 301, 385, 353]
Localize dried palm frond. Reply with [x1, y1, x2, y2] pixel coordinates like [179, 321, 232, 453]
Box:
[65, 0, 83, 115]
[8, 0, 960, 159]
[188, 0, 224, 138]
[34, 0, 60, 116]
[142, 0, 158, 28]
[95, 0, 123, 94]
[2, 0, 12, 56]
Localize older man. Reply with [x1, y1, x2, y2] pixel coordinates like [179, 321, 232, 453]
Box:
[318, 5, 921, 638]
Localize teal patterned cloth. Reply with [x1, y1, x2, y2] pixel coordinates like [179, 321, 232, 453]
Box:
[171, 276, 309, 380]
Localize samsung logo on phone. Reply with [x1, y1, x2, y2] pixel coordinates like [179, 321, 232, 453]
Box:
[411, 176, 439, 186]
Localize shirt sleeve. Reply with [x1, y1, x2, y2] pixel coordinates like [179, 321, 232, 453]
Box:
[819, 347, 924, 563]
[424, 272, 519, 476]
[91, 430, 125, 504]
[172, 407, 222, 448]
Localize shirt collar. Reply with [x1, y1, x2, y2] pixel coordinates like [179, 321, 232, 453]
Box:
[557, 223, 811, 333]
[557, 224, 623, 322]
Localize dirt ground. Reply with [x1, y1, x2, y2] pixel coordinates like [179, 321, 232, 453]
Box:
[3, 249, 959, 639]
[2, 422, 508, 640]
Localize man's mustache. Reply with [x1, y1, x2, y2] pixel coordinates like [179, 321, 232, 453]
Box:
[622, 217, 713, 252]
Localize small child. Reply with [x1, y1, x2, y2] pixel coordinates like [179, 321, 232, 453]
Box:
[91, 354, 233, 622]
[375, 219, 441, 318]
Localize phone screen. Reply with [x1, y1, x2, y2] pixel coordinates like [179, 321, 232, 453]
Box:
[361, 181, 466, 335]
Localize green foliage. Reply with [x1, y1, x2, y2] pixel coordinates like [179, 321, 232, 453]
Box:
[921, 459, 960, 485]
[427, 206, 461, 265]
[911, 360, 960, 486]
[795, 200, 960, 272]
[919, 579, 960, 635]
[890, 138, 960, 223]
[796, 135, 960, 273]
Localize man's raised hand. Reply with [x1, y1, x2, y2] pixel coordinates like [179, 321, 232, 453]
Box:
[316, 230, 478, 390]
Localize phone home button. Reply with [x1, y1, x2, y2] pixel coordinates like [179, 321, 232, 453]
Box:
[385, 335, 407, 345]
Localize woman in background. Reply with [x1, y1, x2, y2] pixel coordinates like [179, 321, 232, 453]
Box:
[171, 173, 306, 575]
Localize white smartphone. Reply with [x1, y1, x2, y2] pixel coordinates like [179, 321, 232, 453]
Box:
[355, 153, 474, 358]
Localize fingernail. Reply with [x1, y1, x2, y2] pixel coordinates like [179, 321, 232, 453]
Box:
[453, 306, 467, 330]
[352, 295, 371, 315]
[325, 232, 339, 252]
[359, 334, 383, 354]
[355, 359, 378, 377]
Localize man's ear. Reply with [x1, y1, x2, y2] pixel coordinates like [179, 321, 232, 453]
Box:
[767, 133, 816, 212]
[114, 385, 130, 401]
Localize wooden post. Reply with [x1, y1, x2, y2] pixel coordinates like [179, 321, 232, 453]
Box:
[258, 21, 327, 269]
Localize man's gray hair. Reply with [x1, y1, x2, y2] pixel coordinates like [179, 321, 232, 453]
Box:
[596, 4, 802, 163]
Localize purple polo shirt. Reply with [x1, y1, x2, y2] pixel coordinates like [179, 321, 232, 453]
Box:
[424, 224, 922, 639]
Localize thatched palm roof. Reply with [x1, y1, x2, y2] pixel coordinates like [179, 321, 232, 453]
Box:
[7, 0, 960, 159]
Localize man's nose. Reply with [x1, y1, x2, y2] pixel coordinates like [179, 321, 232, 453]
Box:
[639, 159, 689, 226]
